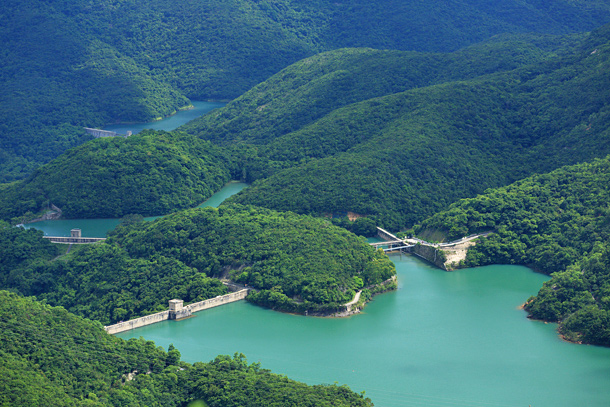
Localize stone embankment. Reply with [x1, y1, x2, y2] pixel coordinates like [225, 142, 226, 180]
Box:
[104, 289, 249, 334]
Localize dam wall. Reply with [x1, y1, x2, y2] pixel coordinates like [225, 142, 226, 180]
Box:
[104, 289, 250, 335]
[188, 289, 249, 313]
[104, 310, 170, 335]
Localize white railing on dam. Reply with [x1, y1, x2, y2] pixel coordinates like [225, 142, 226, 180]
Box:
[104, 289, 249, 334]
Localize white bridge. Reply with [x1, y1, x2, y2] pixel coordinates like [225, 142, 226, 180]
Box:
[85, 127, 132, 138]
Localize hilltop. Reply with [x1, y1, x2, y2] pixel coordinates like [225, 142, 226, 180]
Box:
[182, 25, 610, 230]
[3, 0, 610, 182]
[0, 205, 395, 323]
[0, 130, 238, 222]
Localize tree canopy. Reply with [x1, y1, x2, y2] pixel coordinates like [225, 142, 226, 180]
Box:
[0, 290, 373, 406]
[417, 155, 610, 346]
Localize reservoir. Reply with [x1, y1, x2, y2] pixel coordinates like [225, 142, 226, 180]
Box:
[117, 258, 610, 407]
[22, 99, 610, 406]
[24, 99, 239, 238]
[103, 100, 226, 135]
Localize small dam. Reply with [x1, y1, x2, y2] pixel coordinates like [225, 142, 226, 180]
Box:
[42, 228, 106, 244]
[104, 289, 250, 334]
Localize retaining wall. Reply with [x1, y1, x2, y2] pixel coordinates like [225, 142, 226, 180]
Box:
[411, 244, 448, 270]
[43, 236, 106, 244]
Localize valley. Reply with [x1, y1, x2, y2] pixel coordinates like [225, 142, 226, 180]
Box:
[3, 1, 610, 406]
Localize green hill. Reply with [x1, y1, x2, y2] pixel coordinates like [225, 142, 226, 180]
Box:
[0, 130, 238, 222]
[190, 25, 610, 230]
[0, 290, 373, 406]
[0, 206, 395, 322]
[416, 155, 610, 346]
[181, 36, 567, 149]
[3, 0, 610, 182]
[5, 26, 610, 228]
[108, 204, 396, 314]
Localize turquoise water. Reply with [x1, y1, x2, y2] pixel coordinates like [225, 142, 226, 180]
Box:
[24, 182, 248, 238]
[103, 101, 225, 135]
[25, 100, 236, 238]
[21, 97, 610, 406]
[118, 257, 610, 407]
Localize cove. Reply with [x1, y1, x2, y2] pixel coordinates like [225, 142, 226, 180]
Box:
[24, 181, 247, 238]
[102, 100, 225, 135]
[117, 257, 610, 407]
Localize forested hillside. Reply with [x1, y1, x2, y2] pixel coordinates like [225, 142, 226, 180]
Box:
[0, 291, 373, 406]
[108, 205, 395, 314]
[0, 206, 394, 322]
[182, 35, 568, 149]
[417, 155, 610, 346]
[196, 25, 610, 230]
[0, 33, 567, 223]
[4, 25, 610, 227]
[3, 0, 610, 182]
[0, 130, 238, 222]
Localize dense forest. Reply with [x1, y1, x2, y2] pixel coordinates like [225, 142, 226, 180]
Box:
[417, 155, 610, 346]
[0, 130, 238, 222]
[108, 204, 395, 314]
[182, 24, 610, 230]
[0, 205, 394, 323]
[7, 26, 610, 225]
[4, 1, 610, 403]
[0, 290, 373, 406]
[2, 0, 610, 182]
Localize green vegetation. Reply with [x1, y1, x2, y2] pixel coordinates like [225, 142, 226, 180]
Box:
[109, 205, 396, 314]
[7, 243, 227, 326]
[0, 130, 237, 221]
[0, 221, 60, 278]
[0, 290, 373, 406]
[4, 0, 610, 182]
[417, 156, 610, 346]
[184, 25, 610, 230]
[1, 220, 226, 326]
[182, 37, 569, 148]
[4, 25, 610, 231]
[0, 206, 394, 322]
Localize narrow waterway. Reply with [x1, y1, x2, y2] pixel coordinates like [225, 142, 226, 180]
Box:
[25, 100, 233, 238]
[117, 257, 610, 407]
[24, 181, 247, 237]
[103, 100, 225, 135]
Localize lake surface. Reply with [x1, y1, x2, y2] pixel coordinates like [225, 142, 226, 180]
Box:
[103, 100, 225, 135]
[117, 257, 610, 407]
[24, 181, 247, 238]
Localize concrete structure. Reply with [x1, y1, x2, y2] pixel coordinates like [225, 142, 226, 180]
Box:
[373, 227, 489, 270]
[169, 299, 192, 320]
[71, 229, 82, 238]
[372, 227, 415, 252]
[84, 127, 131, 138]
[104, 289, 250, 334]
[43, 236, 106, 244]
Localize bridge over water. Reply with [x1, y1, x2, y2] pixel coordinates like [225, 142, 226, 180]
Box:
[85, 127, 132, 138]
[372, 227, 416, 252]
[372, 227, 489, 255]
